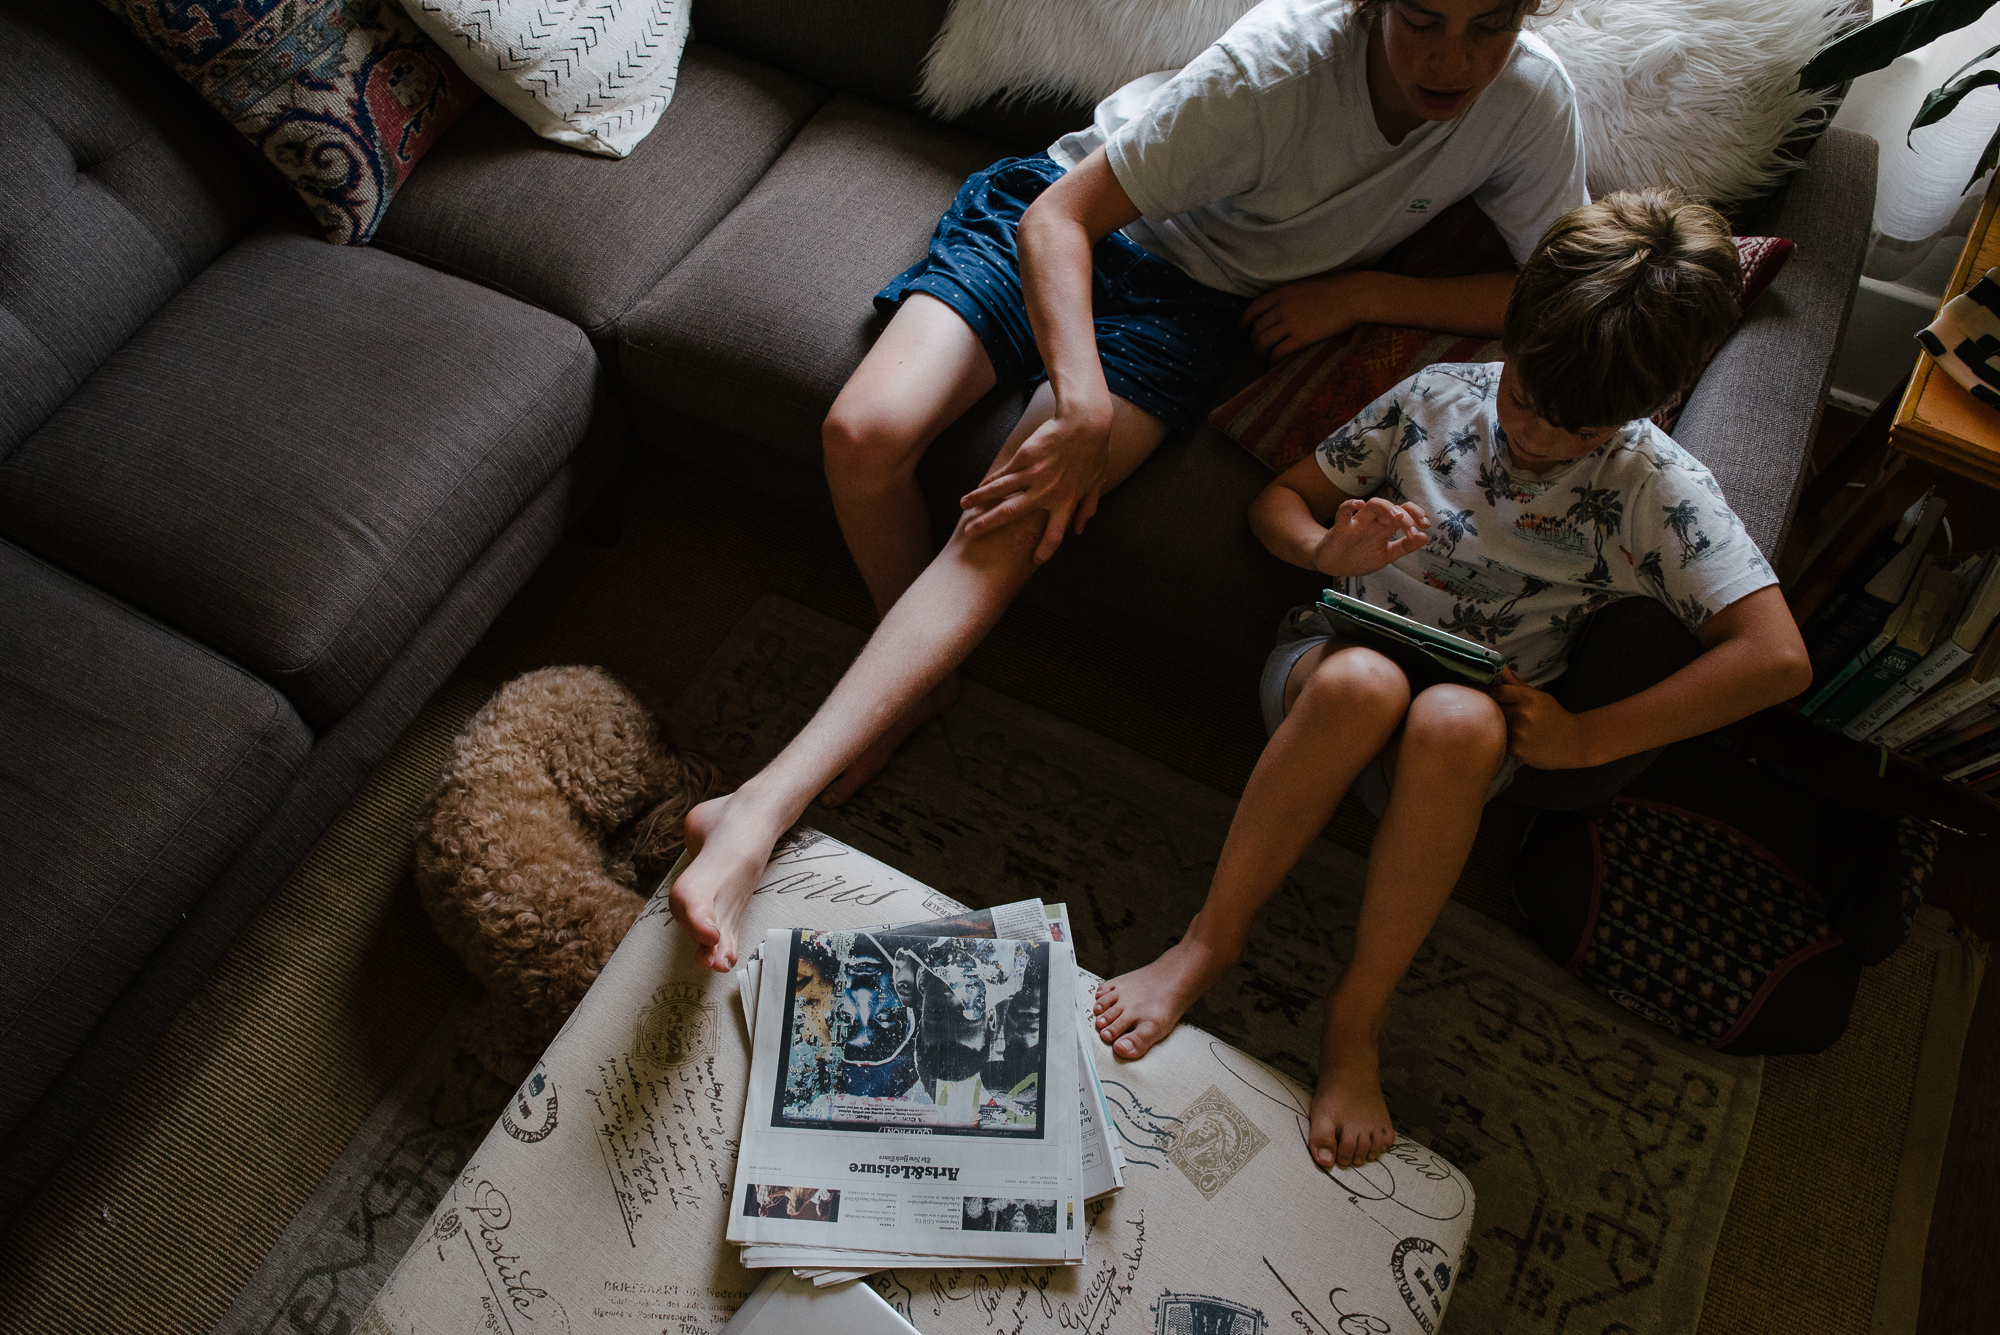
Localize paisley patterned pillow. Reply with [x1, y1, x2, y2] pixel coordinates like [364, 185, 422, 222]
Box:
[100, 0, 481, 244]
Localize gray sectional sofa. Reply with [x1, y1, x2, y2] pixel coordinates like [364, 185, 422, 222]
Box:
[0, 0, 1875, 1222]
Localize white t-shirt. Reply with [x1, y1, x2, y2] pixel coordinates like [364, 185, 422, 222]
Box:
[1048, 0, 1587, 297]
[1314, 364, 1777, 686]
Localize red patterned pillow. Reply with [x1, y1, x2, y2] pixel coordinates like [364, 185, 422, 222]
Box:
[1212, 231, 1795, 473]
[101, 0, 481, 244]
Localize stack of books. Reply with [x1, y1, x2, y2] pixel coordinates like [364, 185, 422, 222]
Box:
[1800, 488, 2000, 794]
[724, 899, 1122, 1284]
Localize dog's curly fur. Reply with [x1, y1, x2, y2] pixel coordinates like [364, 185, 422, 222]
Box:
[415, 667, 725, 1080]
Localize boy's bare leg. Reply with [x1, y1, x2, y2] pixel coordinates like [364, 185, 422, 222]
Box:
[1093, 643, 1410, 1060]
[815, 296, 1000, 809]
[824, 294, 999, 619]
[670, 384, 1169, 972]
[1309, 683, 1505, 1170]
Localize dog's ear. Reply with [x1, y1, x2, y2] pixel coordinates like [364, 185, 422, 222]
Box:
[631, 749, 729, 875]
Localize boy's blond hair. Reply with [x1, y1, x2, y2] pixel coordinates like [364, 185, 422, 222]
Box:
[1502, 189, 1743, 433]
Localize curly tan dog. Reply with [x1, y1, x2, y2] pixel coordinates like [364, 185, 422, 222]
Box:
[415, 667, 724, 1080]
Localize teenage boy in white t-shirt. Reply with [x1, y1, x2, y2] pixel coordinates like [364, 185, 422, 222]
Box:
[1090, 192, 1813, 1169]
[669, 0, 1589, 977]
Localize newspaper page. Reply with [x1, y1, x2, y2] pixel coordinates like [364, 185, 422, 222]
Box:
[739, 903, 1121, 1199]
[894, 902, 1121, 1198]
[1048, 904, 1125, 1181]
[727, 928, 1084, 1264]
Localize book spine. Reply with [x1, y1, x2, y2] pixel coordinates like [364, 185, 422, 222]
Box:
[1803, 591, 1899, 689]
[1802, 645, 1878, 717]
[1912, 708, 2000, 761]
[1817, 646, 1920, 732]
[1943, 748, 2000, 784]
[1877, 674, 2000, 748]
[1845, 643, 1973, 740]
[1932, 729, 2000, 779]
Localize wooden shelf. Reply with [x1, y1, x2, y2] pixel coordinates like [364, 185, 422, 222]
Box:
[1891, 188, 2000, 490]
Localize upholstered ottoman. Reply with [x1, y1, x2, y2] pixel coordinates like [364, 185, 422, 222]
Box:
[361, 831, 1476, 1335]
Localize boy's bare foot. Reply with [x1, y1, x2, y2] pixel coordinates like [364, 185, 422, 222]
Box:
[817, 673, 961, 808]
[1309, 1026, 1393, 1169]
[668, 788, 792, 972]
[1092, 926, 1240, 1059]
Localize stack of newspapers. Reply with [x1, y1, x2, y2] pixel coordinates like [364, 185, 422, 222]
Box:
[725, 899, 1124, 1283]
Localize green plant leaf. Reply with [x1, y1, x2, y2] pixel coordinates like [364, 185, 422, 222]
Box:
[1963, 118, 2000, 191]
[1943, 38, 2000, 84]
[1798, 0, 1999, 89]
[1910, 67, 2000, 144]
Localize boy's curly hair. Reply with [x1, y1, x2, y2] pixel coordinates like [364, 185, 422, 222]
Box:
[1502, 190, 1743, 433]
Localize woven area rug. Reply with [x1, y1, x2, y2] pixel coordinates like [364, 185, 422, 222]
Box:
[214, 596, 1980, 1335]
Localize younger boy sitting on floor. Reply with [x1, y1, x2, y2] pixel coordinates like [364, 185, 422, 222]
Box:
[1090, 190, 1812, 1171]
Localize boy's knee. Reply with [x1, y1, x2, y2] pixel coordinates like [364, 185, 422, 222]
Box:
[822, 408, 915, 485]
[1299, 649, 1410, 720]
[1405, 686, 1507, 761]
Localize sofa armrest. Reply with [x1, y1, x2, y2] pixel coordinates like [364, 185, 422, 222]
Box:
[1672, 126, 1878, 561]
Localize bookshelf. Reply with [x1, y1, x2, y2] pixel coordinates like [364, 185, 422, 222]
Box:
[1781, 197, 2000, 815]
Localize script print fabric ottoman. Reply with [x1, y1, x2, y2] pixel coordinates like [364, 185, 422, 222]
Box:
[360, 832, 1476, 1335]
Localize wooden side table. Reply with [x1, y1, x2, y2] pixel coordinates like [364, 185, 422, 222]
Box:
[1890, 187, 2000, 488]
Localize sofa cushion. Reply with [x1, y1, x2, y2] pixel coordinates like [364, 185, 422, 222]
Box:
[376, 43, 827, 343]
[0, 232, 601, 729]
[0, 541, 312, 1144]
[0, 2, 278, 454]
[620, 93, 1009, 469]
[694, 0, 947, 108]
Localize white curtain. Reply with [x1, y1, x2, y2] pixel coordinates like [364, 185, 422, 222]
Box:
[1831, 1, 2000, 280]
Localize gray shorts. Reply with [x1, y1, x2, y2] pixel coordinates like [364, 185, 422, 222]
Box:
[1259, 605, 1516, 816]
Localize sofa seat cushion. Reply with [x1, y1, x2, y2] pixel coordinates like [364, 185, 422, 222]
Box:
[619, 93, 1011, 468]
[0, 2, 278, 454]
[0, 232, 601, 729]
[0, 542, 312, 1142]
[374, 43, 828, 343]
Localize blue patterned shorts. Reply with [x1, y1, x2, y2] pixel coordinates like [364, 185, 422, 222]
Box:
[874, 154, 1250, 432]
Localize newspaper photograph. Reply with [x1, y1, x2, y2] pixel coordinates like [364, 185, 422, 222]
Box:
[728, 928, 1083, 1263]
[777, 931, 1048, 1135]
[733, 900, 1122, 1200]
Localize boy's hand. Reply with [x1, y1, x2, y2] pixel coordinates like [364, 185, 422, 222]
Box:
[1491, 669, 1596, 769]
[960, 407, 1112, 562]
[1243, 272, 1377, 359]
[1312, 498, 1431, 577]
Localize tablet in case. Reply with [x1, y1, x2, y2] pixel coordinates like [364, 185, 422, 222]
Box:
[1317, 588, 1506, 688]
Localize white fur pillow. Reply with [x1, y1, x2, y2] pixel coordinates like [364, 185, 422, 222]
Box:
[400, 0, 691, 158]
[1532, 0, 1851, 205]
[917, 0, 1261, 119]
[918, 0, 1849, 205]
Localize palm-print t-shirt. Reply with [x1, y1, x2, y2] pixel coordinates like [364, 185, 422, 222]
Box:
[1312, 363, 1777, 686]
